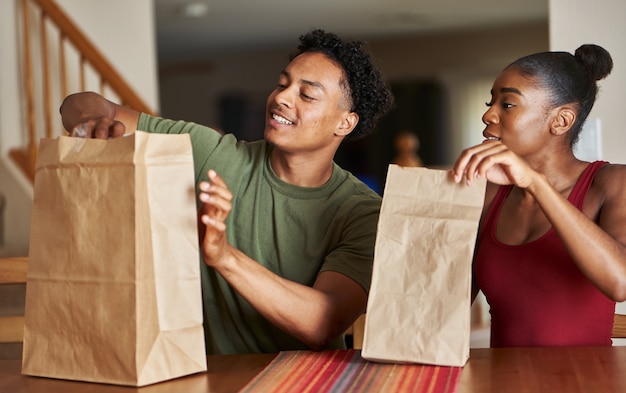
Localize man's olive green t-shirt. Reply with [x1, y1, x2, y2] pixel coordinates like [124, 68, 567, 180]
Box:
[138, 114, 381, 354]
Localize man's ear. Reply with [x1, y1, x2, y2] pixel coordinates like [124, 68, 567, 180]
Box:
[336, 111, 359, 137]
[551, 106, 576, 136]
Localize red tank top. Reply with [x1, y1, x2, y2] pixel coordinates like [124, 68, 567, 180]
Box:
[475, 161, 615, 347]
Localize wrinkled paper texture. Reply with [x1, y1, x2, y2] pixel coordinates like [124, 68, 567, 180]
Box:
[22, 132, 207, 386]
[362, 165, 486, 367]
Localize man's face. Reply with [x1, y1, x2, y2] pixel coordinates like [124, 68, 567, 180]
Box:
[264, 52, 355, 155]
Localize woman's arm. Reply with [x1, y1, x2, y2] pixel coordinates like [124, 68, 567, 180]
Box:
[527, 165, 626, 301]
[453, 141, 626, 301]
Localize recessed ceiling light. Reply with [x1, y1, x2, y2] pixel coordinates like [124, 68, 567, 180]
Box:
[180, 1, 210, 18]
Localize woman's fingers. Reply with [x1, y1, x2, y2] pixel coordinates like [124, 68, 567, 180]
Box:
[453, 140, 537, 188]
[453, 140, 507, 184]
[467, 143, 510, 182]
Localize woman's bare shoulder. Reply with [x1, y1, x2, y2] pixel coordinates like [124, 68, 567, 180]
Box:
[595, 162, 626, 181]
[594, 162, 626, 199]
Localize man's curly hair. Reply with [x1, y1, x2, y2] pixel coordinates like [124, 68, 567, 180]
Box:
[290, 29, 394, 141]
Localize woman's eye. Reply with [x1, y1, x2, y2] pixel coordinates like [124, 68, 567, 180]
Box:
[485, 101, 515, 109]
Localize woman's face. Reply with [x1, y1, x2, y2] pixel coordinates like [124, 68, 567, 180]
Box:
[482, 68, 555, 158]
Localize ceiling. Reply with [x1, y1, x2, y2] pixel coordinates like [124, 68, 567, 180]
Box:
[154, 0, 548, 65]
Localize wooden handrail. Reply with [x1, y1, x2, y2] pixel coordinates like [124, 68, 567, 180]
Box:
[30, 0, 153, 114]
[9, 0, 156, 182]
[20, 0, 37, 179]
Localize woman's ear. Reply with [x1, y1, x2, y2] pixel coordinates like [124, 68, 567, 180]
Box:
[551, 106, 576, 136]
[336, 111, 359, 137]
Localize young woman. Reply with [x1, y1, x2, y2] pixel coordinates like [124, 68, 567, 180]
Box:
[452, 44, 626, 347]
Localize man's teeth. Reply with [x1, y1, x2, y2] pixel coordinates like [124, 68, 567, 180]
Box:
[273, 114, 293, 125]
[485, 137, 501, 141]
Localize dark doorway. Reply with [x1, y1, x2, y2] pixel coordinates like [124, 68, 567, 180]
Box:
[335, 79, 447, 194]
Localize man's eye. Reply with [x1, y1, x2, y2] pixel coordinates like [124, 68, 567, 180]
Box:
[502, 102, 514, 109]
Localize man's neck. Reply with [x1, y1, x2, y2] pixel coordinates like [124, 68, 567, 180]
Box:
[269, 150, 335, 187]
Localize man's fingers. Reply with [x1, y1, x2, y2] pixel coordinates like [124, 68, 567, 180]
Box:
[70, 118, 126, 139]
[70, 121, 90, 137]
[111, 120, 127, 137]
[198, 191, 232, 216]
[94, 118, 118, 139]
[199, 172, 233, 202]
[201, 214, 227, 232]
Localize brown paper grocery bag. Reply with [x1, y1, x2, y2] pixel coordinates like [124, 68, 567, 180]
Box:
[361, 165, 485, 367]
[22, 131, 207, 386]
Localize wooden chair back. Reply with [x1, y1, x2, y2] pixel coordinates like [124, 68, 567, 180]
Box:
[0, 257, 28, 344]
[345, 314, 366, 349]
[613, 313, 626, 339]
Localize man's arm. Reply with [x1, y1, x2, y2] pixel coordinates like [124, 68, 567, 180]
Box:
[199, 170, 367, 350]
[60, 91, 140, 138]
[212, 248, 366, 350]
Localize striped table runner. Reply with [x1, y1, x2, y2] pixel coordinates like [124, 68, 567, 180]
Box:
[239, 349, 462, 392]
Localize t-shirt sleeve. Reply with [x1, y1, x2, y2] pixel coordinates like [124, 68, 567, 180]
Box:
[137, 113, 237, 183]
[319, 196, 380, 294]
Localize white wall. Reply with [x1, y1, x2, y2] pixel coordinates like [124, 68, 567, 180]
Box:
[55, 0, 159, 111]
[0, 0, 35, 256]
[550, 0, 625, 165]
[0, 1, 27, 159]
[550, 0, 626, 331]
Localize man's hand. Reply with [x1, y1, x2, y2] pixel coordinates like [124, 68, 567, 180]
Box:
[69, 117, 126, 139]
[198, 170, 235, 268]
[196, 169, 367, 349]
[60, 91, 139, 139]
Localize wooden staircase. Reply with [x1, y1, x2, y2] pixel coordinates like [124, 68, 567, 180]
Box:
[9, 0, 156, 182]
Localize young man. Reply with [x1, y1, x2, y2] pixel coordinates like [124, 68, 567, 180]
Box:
[60, 29, 394, 354]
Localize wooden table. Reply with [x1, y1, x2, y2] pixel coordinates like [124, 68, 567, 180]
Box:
[2, 347, 626, 392]
[458, 346, 626, 392]
[0, 353, 275, 393]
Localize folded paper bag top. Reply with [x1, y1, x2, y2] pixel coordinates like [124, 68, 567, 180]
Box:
[361, 165, 486, 367]
[22, 132, 207, 387]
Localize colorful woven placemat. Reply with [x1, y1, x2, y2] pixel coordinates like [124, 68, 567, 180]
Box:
[239, 349, 462, 393]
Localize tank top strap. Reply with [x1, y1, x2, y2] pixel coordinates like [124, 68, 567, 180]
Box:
[568, 160, 609, 209]
[480, 160, 608, 236]
[480, 184, 513, 239]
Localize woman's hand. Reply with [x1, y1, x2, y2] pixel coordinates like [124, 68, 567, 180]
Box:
[452, 140, 537, 189]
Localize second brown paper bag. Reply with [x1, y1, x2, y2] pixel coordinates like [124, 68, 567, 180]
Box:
[22, 131, 207, 386]
[361, 165, 485, 367]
